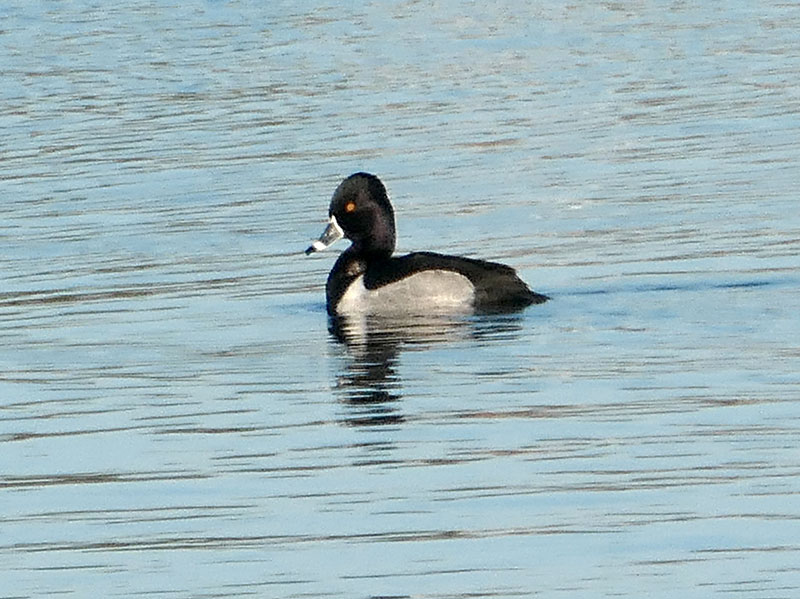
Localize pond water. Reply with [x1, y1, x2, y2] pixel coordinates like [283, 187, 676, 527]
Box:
[2, 1, 799, 598]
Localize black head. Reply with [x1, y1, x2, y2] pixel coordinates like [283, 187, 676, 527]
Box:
[329, 172, 396, 258]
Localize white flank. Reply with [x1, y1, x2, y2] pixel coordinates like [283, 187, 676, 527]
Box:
[335, 270, 475, 315]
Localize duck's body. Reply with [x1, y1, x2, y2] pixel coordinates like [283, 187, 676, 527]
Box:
[306, 173, 548, 316]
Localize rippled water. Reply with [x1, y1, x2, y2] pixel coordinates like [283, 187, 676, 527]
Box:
[2, 1, 800, 598]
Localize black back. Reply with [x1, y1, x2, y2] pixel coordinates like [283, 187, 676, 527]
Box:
[363, 251, 548, 311]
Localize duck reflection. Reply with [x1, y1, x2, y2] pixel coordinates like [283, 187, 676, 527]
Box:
[329, 311, 527, 427]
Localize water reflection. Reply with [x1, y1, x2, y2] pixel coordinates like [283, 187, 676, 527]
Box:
[330, 312, 528, 427]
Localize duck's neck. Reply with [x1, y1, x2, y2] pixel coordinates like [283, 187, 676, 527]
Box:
[349, 240, 393, 262]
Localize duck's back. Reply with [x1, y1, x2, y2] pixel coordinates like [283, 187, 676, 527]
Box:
[364, 251, 548, 312]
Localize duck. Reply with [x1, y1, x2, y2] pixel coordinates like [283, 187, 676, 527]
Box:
[305, 172, 548, 316]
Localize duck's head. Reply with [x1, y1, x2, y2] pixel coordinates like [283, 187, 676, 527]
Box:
[306, 172, 396, 259]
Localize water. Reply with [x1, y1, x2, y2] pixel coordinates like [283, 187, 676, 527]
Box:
[2, 1, 799, 597]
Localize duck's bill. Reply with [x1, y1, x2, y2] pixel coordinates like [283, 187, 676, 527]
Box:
[305, 215, 344, 255]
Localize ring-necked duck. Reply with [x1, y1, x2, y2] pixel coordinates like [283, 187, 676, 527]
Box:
[306, 172, 548, 315]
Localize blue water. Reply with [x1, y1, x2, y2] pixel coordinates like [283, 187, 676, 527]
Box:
[2, 2, 799, 598]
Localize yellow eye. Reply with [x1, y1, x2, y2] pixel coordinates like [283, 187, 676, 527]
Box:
[344, 201, 356, 213]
